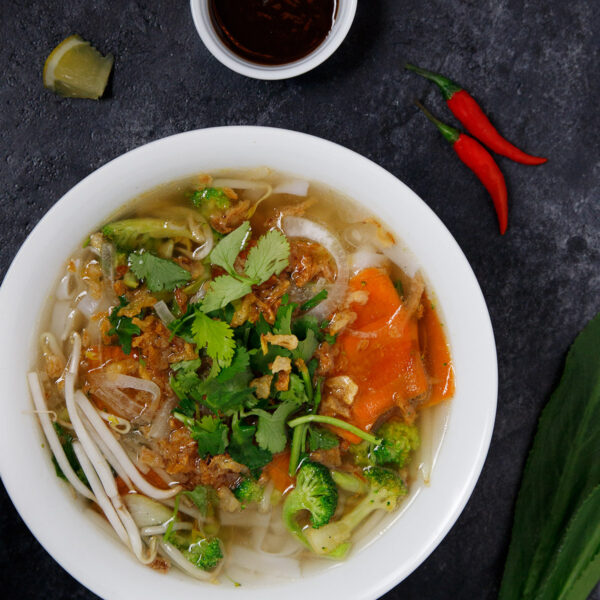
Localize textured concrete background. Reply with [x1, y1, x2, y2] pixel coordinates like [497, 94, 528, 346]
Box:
[1, 1, 599, 598]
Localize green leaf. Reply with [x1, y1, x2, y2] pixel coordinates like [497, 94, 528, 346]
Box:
[128, 251, 191, 292]
[174, 413, 229, 458]
[563, 550, 600, 600]
[52, 423, 88, 487]
[191, 311, 236, 369]
[251, 401, 300, 454]
[308, 427, 340, 452]
[183, 485, 218, 517]
[244, 229, 290, 283]
[228, 415, 272, 475]
[200, 275, 253, 314]
[294, 328, 319, 362]
[273, 298, 294, 335]
[300, 289, 328, 312]
[500, 313, 600, 600]
[107, 296, 141, 354]
[209, 221, 251, 276]
[277, 373, 309, 404]
[534, 485, 600, 600]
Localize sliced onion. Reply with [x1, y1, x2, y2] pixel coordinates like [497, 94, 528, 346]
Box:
[148, 396, 178, 439]
[105, 374, 161, 414]
[101, 242, 115, 283]
[212, 178, 270, 191]
[154, 300, 175, 326]
[192, 223, 214, 260]
[141, 522, 193, 537]
[56, 272, 77, 300]
[124, 493, 173, 528]
[273, 180, 309, 196]
[282, 216, 349, 319]
[348, 249, 389, 276]
[77, 293, 101, 318]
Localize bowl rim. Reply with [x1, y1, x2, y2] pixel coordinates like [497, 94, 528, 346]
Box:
[0, 125, 497, 600]
[189, 0, 358, 80]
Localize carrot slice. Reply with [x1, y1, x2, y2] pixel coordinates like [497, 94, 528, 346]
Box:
[331, 269, 428, 442]
[419, 293, 455, 406]
[264, 450, 295, 494]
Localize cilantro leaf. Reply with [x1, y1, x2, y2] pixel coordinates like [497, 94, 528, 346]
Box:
[107, 296, 141, 354]
[277, 373, 309, 404]
[217, 347, 250, 382]
[209, 221, 251, 276]
[191, 311, 236, 369]
[173, 413, 228, 458]
[200, 275, 253, 314]
[294, 328, 319, 362]
[183, 485, 218, 517]
[228, 415, 272, 475]
[170, 359, 203, 416]
[128, 251, 191, 292]
[273, 298, 294, 335]
[52, 423, 89, 487]
[251, 400, 300, 454]
[308, 427, 339, 452]
[244, 229, 290, 283]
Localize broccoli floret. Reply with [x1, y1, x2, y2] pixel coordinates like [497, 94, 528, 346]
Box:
[102, 218, 201, 251]
[233, 477, 264, 508]
[350, 420, 420, 468]
[304, 466, 407, 556]
[184, 537, 223, 571]
[282, 461, 338, 547]
[191, 187, 231, 220]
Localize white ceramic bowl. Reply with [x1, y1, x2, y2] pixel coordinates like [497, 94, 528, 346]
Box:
[190, 0, 357, 80]
[0, 126, 497, 600]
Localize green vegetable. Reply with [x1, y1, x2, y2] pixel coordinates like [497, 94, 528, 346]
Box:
[251, 400, 301, 454]
[185, 537, 223, 571]
[107, 296, 141, 354]
[300, 289, 328, 312]
[191, 187, 231, 219]
[331, 470, 368, 494]
[183, 485, 218, 517]
[200, 222, 290, 313]
[102, 217, 202, 251]
[172, 413, 229, 458]
[128, 251, 191, 292]
[288, 414, 380, 446]
[500, 313, 600, 600]
[351, 421, 420, 468]
[191, 311, 236, 371]
[304, 466, 407, 556]
[51, 422, 88, 487]
[233, 477, 264, 508]
[308, 427, 339, 452]
[228, 414, 272, 475]
[282, 460, 338, 548]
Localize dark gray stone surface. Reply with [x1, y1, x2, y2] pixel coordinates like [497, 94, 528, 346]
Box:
[1, 1, 599, 598]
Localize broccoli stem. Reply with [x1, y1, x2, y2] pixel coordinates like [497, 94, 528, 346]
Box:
[287, 415, 380, 446]
[289, 423, 308, 476]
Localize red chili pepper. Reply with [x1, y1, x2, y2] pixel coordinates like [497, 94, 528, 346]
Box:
[406, 64, 547, 166]
[415, 101, 508, 234]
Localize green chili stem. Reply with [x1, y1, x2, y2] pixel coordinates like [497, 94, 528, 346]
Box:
[405, 63, 462, 101]
[287, 415, 380, 445]
[414, 101, 460, 145]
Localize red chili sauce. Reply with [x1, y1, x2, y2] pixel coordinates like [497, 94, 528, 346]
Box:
[209, 0, 337, 66]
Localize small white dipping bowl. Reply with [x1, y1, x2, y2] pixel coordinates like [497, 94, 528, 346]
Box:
[190, 0, 357, 80]
[0, 126, 497, 600]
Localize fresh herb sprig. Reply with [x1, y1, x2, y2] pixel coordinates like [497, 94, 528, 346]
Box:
[200, 222, 290, 313]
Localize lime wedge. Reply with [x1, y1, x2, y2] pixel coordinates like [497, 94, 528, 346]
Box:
[43, 34, 114, 99]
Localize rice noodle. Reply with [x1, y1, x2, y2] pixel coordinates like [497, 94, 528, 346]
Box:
[113, 500, 157, 564]
[282, 216, 349, 319]
[56, 272, 77, 300]
[62, 308, 85, 341]
[72, 441, 129, 545]
[81, 412, 133, 490]
[73, 390, 181, 500]
[249, 511, 272, 550]
[258, 480, 274, 514]
[40, 331, 66, 365]
[148, 396, 177, 439]
[49, 301, 71, 341]
[273, 180, 309, 196]
[77, 293, 101, 318]
[212, 178, 273, 216]
[158, 540, 215, 581]
[227, 544, 301, 579]
[27, 372, 95, 501]
[65, 374, 120, 498]
[141, 522, 193, 537]
[153, 300, 175, 326]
